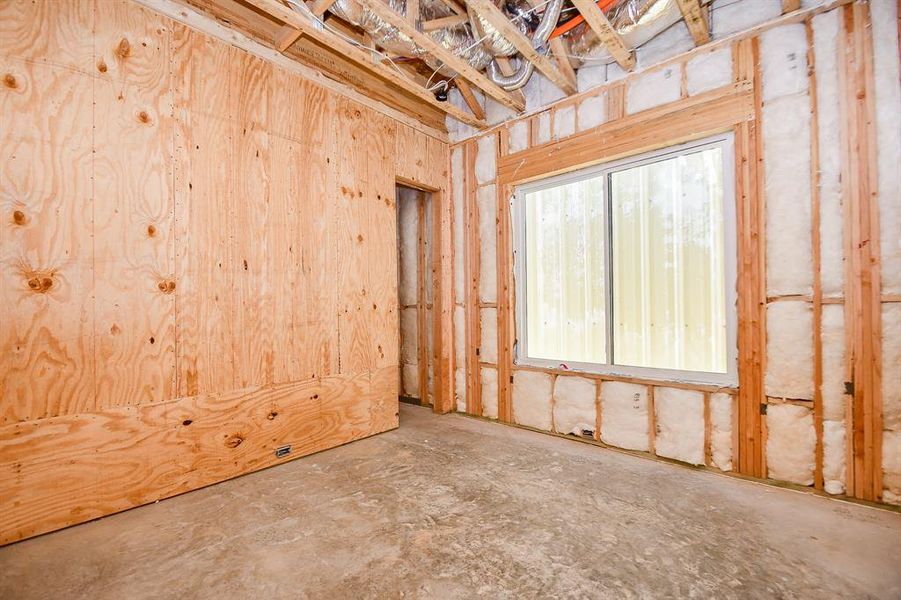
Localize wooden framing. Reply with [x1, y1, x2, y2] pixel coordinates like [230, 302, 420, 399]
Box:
[806, 19, 825, 491]
[463, 142, 483, 416]
[570, 0, 636, 70]
[274, 24, 303, 52]
[782, 0, 802, 14]
[456, 80, 486, 121]
[838, 1, 883, 502]
[422, 14, 469, 31]
[463, 0, 578, 95]
[356, 0, 526, 113]
[242, 0, 488, 127]
[417, 194, 430, 406]
[676, 0, 710, 46]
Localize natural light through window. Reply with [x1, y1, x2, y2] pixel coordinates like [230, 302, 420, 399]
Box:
[516, 136, 735, 383]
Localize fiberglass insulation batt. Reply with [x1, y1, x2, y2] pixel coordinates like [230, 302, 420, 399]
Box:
[481, 367, 498, 419]
[654, 388, 705, 465]
[766, 403, 816, 486]
[477, 184, 497, 303]
[765, 301, 814, 400]
[601, 381, 649, 451]
[513, 370, 553, 431]
[553, 375, 597, 436]
[710, 393, 733, 471]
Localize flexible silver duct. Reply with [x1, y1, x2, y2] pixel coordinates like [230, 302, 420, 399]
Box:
[569, 0, 683, 63]
[484, 0, 563, 90]
[466, 0, 530, 58]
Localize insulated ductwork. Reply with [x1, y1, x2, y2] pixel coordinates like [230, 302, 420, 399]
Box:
[467, 0, 531, 58]
[569, 0, 683, 63]
[484, 0, 564, 90]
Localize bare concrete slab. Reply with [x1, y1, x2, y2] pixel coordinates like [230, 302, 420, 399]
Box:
[2, 404, 900, 599]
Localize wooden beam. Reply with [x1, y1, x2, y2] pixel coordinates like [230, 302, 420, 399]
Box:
[274, 23, 302, 52]
[455, 79, 486, 121]
[310, 0, 339, 16]
[838, 1, 883, 502]
[463, 141, 483, 416]
[407, 0, 419, 25]
[422, 14, 469, 31]
[417, 193, 430, 407]
[356, 0, 525, 112]
[782, 0, 801, 13]
[676, 0, 710, 46]
[464, 0, 578, 95]
[571, 0, 635, 71]
[243, 0, 488, 128]
[549, 38, 578, 91]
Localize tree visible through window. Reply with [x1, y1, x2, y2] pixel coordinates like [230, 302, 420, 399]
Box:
[517, 136, 735, 383]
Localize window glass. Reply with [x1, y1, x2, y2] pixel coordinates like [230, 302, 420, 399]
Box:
[524, 175, 607, 364]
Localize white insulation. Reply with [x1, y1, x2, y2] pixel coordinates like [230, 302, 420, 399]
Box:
[766, 403, 816, 486]
[481, 367, 498, 419]
[654, 388, 705, 465]
[477, 184, 497, 303]
[760, 24, 809, 101]
[400, 307, 418, 364]
[577, 93, 605, 132]
[454, 306, 465, 367]
[474, 134, 496, 185]
[553, 104, 575, 140]
[479, 307, 498, 364]
[402, 363, 419, 398]
[537, 111, 552, 145]
[883, 303, 901, 431]
[821, 304, 845, 421]
[553, 376, 596, 436]
[884, 430, 901, 505]
[710, 392, 733, 471]
[508, 121, 528, 153]
[812, 10, 844, 296]
[513, 370, 553, 430]
[763, 93, 813, 296]
[822, 419, 845, 495]
[765, 301, 814, 399]
[397, 191, 418, 306]
[600, 382, 649, 451]
[455, 368, 466, 413]
[626, 66, 680, 114]
[711, 0, 781, 37]
[872, 0, 901, 294]
[685, 47, 732, 96]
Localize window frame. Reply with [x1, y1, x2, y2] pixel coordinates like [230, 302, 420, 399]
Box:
[512, 133, 738, 387]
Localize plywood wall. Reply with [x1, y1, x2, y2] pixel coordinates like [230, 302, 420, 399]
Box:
[0, 0, 448, 544]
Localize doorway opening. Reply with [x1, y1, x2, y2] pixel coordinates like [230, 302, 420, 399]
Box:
[396, 185, 437, 408]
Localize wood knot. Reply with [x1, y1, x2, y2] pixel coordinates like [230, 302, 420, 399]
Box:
[224, 434, 244, 448]
[138, 110, 150, 124]
[147, 224, 156, 237]
[115, 37, 131, 59]
[27, 274, 54, 293]
[12, 210, 26, 225]
[267, 411, 278, 420]
[357, 234, 364, 242]
[3, 73, 17, 88]
[97, 60, 108, 73]
[182, 419, 193, 426]
[157, 279, 176, 293]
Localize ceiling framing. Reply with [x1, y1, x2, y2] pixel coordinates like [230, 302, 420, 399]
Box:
[145, 0, 796, 133]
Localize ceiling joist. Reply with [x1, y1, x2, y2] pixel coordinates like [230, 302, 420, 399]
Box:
[455, 79, 486, 120]
[355, 0, 526, 112]
[676, 0, 710, 46]
[243, 0, 488, 128]
[570, 0, 636, 71]
[422, 14, 470, 31]
[274, 23, 303, 52]
[462, 0, 578, 95]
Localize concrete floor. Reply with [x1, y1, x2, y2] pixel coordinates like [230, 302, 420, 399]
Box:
[2, 404, 901, 599]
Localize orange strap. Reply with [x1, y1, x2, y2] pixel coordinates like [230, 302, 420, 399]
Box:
[548, 0, 618, 40]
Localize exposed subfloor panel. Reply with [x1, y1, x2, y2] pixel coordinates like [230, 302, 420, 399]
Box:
[2, 405, 900, 599]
